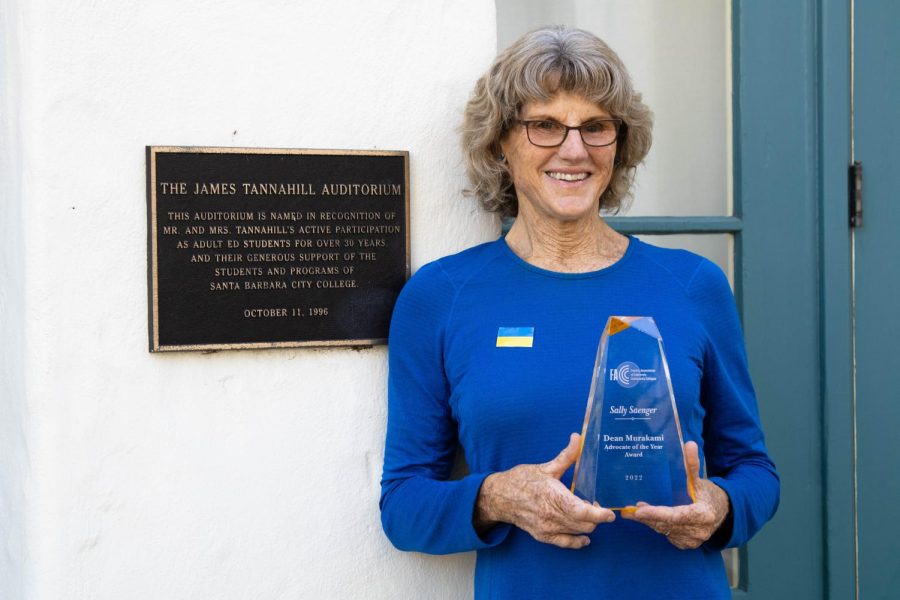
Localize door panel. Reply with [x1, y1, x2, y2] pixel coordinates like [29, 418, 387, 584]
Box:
[854, 2, 900, 597]
[733, 1, 824, 597]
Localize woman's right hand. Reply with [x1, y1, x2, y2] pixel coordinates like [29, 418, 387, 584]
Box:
[474, 433, 616, 549]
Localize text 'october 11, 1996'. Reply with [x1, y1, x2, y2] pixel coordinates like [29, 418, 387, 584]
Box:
[146, 146, 409, 352]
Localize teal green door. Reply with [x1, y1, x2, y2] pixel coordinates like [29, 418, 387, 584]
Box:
[741, 1, 900, 597]
[853, 2, 900, 597]
[729, 0, 900, 597]
[732, 1, 831, 596]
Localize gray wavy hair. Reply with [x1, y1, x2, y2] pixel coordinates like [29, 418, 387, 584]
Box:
[461, 26, 653, 218]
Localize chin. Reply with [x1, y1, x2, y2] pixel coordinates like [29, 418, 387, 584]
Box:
[545, 197, 600, 221]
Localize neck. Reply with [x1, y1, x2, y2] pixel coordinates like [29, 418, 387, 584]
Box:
[505, 208, 629, 273]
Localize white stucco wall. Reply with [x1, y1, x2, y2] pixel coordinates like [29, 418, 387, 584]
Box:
[2, 2, 31, 599]
[1, 1, 498, 598]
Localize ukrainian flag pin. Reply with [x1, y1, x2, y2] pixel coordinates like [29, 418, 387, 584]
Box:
[496, 327, 534, 348]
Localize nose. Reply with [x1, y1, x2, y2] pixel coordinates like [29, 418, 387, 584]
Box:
[556, 127, 590, 160]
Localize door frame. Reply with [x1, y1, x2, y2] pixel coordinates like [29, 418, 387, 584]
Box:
[733, 0, 853, 597]
[816, 0, 854, 598]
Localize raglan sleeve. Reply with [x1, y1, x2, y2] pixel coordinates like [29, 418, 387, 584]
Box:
[379, 261, 511, 554]
[690, 259, 780, 550]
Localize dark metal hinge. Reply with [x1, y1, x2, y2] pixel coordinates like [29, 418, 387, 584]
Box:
[849, 161, 863, 228]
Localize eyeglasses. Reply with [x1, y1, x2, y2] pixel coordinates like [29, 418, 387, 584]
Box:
[516, 118, 623, 148]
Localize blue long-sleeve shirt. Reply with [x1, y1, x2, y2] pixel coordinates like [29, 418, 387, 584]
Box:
[380, 237, 779, 599]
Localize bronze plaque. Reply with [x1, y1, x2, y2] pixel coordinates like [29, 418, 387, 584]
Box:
[146, 146, 409, 352]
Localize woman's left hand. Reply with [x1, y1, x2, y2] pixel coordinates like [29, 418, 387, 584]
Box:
[620, 441, 730, 549]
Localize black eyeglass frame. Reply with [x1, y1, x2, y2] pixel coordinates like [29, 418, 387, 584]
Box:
[515, 118, 625, 148]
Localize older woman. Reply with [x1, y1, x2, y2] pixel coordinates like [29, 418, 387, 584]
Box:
[380, 26, 778, 598]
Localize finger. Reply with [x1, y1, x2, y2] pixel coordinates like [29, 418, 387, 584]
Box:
[555, 516, 603, 536]
[546, 487, 615, 529]
[541, 433, 582, 479]
[561, 495, 615, 520]
[620, 502, 655, 520]
[561, 504, 616, 532]
[523, 494, 609, 542]
[589, 504, 617, 524]
[626, 503, 680, 533]
[633, 503, 678, 522]
[683, 441, 701, 500]
[544, 533, 591, 550]
[624, 514, 673, 537]
[593, 501, 617, 522]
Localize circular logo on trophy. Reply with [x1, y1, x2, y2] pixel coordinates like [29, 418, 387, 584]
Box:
[610, 361, 640, 388]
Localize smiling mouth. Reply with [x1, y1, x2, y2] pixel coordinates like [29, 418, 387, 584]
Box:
[546, 171, 589, 182]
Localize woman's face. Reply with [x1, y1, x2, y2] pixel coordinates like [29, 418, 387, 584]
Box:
[500, 92, 617, 224]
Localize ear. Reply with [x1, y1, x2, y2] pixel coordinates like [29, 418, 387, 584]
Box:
[497, 136, 511, 159]
[496, 144, 514, 177]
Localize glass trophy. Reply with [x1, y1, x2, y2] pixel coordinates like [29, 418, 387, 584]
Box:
[571, 316, 694, 509]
